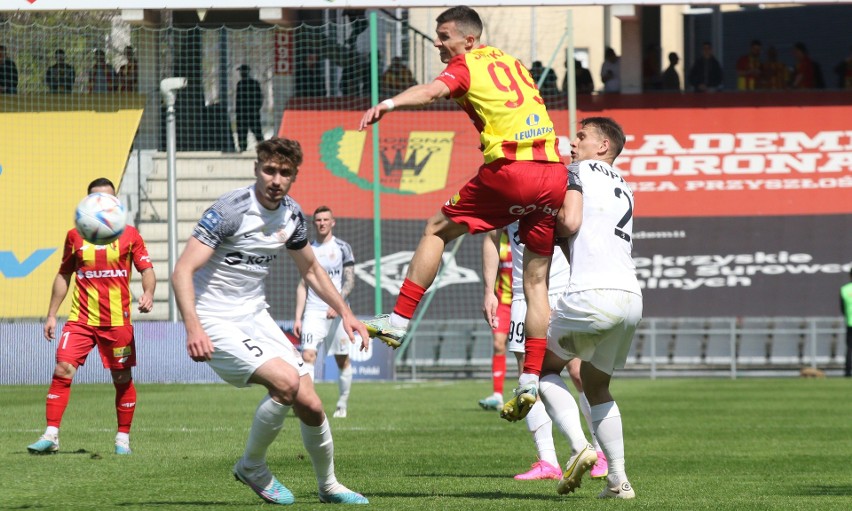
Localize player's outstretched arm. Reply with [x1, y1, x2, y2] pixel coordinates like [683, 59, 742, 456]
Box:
[291, 245, 370, 348]
[358, 80, 451, 131]
[172, 237, 216, 362]
[43, 273, 72, 341]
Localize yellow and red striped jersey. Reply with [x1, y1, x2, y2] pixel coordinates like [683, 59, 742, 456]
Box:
[494, 229, 513, 305]
[436, 45, 561, 164]
[59, 226, 153, 327]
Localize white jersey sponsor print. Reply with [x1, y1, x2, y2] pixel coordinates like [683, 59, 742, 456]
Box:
[191, 185, 308, 316]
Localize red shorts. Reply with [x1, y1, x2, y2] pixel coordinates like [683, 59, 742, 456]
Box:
[56, 322, 136, 370]
[492, 302, 511, 335]
[441, 159, 567, 256]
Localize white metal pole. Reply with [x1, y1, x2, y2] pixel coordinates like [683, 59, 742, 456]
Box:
[160, 77, 186, 322]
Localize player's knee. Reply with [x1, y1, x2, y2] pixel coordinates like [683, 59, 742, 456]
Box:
[111, 369, 132, 385]
[301, 349, 317, 364]
[54, 362, 76, 379]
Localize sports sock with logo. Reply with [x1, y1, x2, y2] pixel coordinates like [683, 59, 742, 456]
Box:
[114, 379, 136, 433]
[539, 373, 588, 453]
[45, 375, 73, 428]
[591, 401, 626, 485]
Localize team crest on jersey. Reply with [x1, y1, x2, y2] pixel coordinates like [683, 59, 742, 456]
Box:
[320, 127, 455, 195]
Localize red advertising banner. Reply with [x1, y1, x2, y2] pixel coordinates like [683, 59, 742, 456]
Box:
[279, 94, 852, 219]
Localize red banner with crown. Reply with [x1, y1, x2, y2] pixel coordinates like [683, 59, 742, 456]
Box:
[279, 101, 852, 219]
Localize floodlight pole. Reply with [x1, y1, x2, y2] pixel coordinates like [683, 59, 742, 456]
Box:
[160, 77, 187, 322]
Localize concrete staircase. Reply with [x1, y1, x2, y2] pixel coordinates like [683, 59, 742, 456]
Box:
[131, 151, 256, 320]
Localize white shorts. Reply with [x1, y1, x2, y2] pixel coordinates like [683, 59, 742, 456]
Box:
[547, 289, 643, 375]
[299, 310, 351, 356]
[200, 309, 309, 387]
[507, 293, 562, 354]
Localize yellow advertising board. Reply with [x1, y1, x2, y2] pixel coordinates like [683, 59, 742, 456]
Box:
[0, 94, 144, 319]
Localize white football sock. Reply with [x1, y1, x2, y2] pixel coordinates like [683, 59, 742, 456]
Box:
[300, 418, 343, 494]
[242, 395, 289, 467]
[115, 432, 130, 444]
[525, 400, 558, 467]
[337, 365, 352, 409]
[539, 373, 588, 454]
[389, 312, 409, 329]
[578, 392, 601, 451]
[304, 362, 316, 382]
[45, 426, 59, 437]
[591, 401, 627, 485]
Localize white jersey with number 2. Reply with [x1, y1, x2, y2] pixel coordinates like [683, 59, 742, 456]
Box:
[567, 160, 641, 295]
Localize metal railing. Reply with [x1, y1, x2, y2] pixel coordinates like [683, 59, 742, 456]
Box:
[395, 317, 846, 380]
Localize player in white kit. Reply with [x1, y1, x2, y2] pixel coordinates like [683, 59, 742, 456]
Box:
[484, 215, 606, 480]
[294, 206, 357, 418]
[171, 138, 370, 505]
[537, 117, 642, 499]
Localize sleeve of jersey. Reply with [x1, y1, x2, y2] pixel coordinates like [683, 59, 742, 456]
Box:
[435, 55, 471, 99]
[57, 231, 77, 274]
[193, 198, 243, 249]
[567, 163, 584, 193]
[284, 200, 308, 251]
[341, 241, 355, 266]
[129, 229, 154, 272]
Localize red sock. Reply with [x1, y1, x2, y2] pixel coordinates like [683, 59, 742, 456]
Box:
[114, 380, 137, 434]
[522, 338, 547, 376]
[393, 279, 426, 320]
[45, 375, 73, 428]
[492, 354, 506, 394]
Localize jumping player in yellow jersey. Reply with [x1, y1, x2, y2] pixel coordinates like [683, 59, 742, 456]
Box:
[359, 5, 579, 421]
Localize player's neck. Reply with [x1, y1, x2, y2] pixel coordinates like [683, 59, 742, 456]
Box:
[315, 232, 333, 244]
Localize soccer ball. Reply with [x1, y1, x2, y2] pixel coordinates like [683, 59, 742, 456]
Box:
[74, 192, 127, 245]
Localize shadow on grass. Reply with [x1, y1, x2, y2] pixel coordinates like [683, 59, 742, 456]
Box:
[116, 503, 243, 507]
[366, 491, 567, 501]
[799, 485, 852, 496]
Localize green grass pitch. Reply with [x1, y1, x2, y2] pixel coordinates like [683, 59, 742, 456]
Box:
[1, 378, 850, 510]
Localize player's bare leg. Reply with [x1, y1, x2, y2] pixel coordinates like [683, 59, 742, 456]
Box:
[364, 213, 467, 348]
[502, 248, 551, 422]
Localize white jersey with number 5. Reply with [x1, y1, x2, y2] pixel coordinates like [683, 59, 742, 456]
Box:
[567, 160, 641, 295]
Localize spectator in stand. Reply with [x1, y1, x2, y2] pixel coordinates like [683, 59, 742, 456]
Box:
[562, 58, 594, 95]
[600, 47, 621, 94]
[0, 45, 19, 94]
[530, 60, 559, 99]
[736, 40, 763, 91]
[296, 52, 326, 98]
[46, 49, 76, 94]
[661, 52, 681, 91]
[116, 46, 138, 92]
[688, 42, 723, 92]
[641, 44, 662, 91]
[791, 42, 822, 89]
[235, 65, 265, 152]
[88, 49, 116, 93]
[381, 56, 417, 97]
[832, 45, 852, 89]
[761, 46, 789, 90]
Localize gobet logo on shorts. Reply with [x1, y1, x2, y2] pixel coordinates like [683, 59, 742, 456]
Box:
[319, 127, 455, 195]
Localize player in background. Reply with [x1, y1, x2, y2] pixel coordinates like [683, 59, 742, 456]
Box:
[483, 220, 606, 481]
[28, 177, 156, 455]
[359, 6, 578, 421]
[293, 206, 357, 418]
[477, 229, 512, 411]
[171, 138, 369, 505]
[538, 117, 642, 499]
